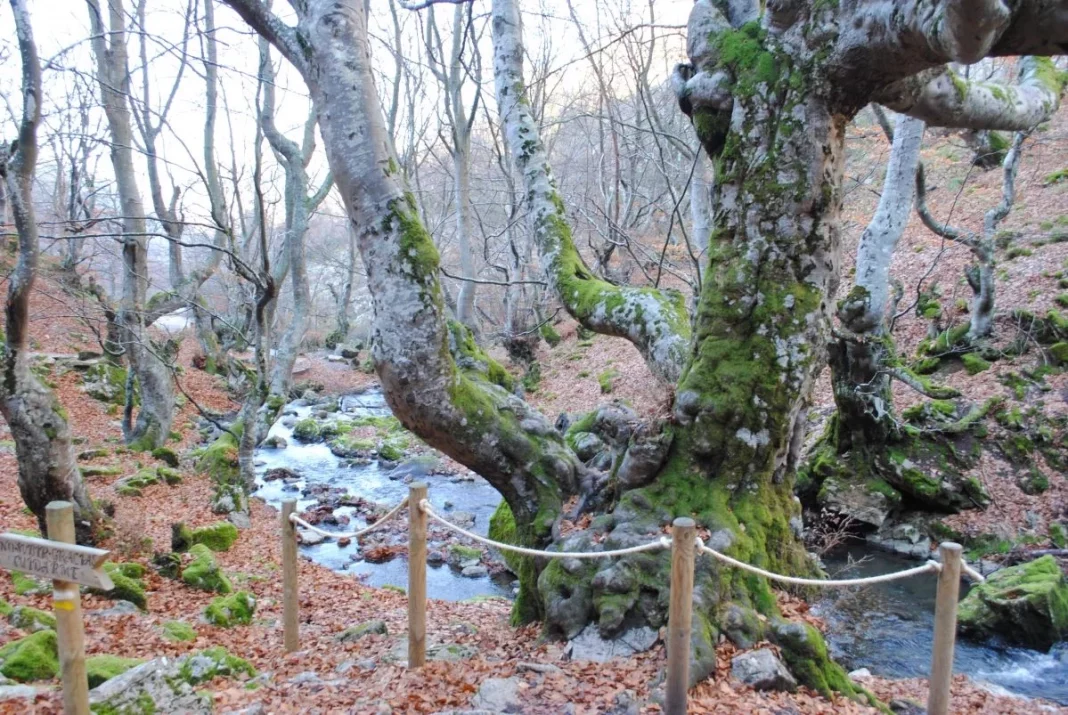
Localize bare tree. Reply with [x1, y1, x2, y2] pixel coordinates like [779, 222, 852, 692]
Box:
[1, 0, 98, 541]
[85, 0, 175, 450]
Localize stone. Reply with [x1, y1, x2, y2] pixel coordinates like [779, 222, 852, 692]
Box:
[204, 591, 256, 627]
[0, 631, 57, 682]
[615, 424, 671, 490]
[448, 511, 476, 528]
[571, 432, 605, 462]
[86, 655, 143, 687]
[327, 355, 347, 363]
[958, 554, 1068, 651]
[262, 435, 288, 449]
[731, 648, 798, 692]
[336, 619, 387, 643]
[0, 685, 36, 703]
[888, 699, 927, 715]
[470, 676, 522, 713]
[87, 650, 254, 714]
[866, 521, 931, 560]
[89, 601, 141, 618]
[461, 565, 489, 578]
[848, 667, 872, 681]
[567, 625, 658, 662]
[604, 690, 640, 715]
[298, 529, 326, 546]
[819, 478, 891, 528]
[7, 606, 56, 633]
[229, 511, 252, 530]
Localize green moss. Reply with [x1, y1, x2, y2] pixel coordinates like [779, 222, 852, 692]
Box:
[151, 447, 179, 467]
[0, 630, 58, 682]
[175, 647, 255, 686]
[1046, 168, 1068, 185]
[958, 555, 1068, 650]
[82, 465, 123, 477]
[447, 320, 515, 392]
[772, 621, 872, 704]
[961, 352, 991, 374]
[539, 323, 561, 347]
[448, 544, 482, 562]
[189, 522, 239, 552]
[1051, 523, 1067, 549]
[11, 571, 45, 595]
[336, 619, 387, 642]
[292, 418, 322, 443]
[90, 562, 148, 609]
[157, 467, 182, 485]
[521, 362, 542, 393]
[204, 591, 256, 627]
[162, 620, 197, 642]
[377, 441, 404, 462]
[597, 368, 619, 394]
[7, 605, 56, 632]
[86, 655, 143, 687]
[181, 544, 232, 594]
[0, 599, 10, 617]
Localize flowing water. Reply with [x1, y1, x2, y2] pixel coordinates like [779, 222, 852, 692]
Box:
[254, 388, 1067, 703]
[818, 545, 1068, 704]
[253, 388, 511, 601]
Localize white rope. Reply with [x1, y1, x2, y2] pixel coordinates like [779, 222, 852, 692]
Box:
[961, 560, 986, 582]
[289, 497, 409, 540]
[420, 500, 670, 559]
[696, 539, 942, 588]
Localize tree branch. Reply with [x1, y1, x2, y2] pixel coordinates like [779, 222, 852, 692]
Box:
[219, 0, 308, 77]
[876, 58, 1065, 131]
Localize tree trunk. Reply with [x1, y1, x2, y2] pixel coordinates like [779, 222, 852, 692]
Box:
[224, 0, 1068, 695]
[2, 0, 98, 542]
[86, 0, 174, 450]
[690, 150, 712, 253]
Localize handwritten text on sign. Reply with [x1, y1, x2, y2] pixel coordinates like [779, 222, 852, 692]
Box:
[0, 533, 113, 589]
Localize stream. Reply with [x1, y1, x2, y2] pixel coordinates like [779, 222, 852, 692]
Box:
[254, 388, 1068, 704]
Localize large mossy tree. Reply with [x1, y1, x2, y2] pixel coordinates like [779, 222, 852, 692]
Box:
[223, 0, 1067, 691]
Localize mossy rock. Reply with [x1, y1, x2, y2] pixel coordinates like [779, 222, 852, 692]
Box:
[204, 591, 256, 627]
[328, 434, 375, 458]
[0, 630, 58, 682]
[86, 655, 143, 688]
[82, 363, 129, 405]
[157, 467, 182, 485]
[292, 418, 323, 443]
[175, 646, 255, 686]
[1050, 342, 1068, 366]
[961, 353, 991, 375]
[114, 468, 161, 497]
[151, 446, 180, 467]
[181, 544, 232, 594]
[377, 440, 405, 462]
[1052, 523, 1068, 549]
[81, 465, 122, 478]
[8, 606, 56, 633]
[336, 619, 387, 643]
[770, 621, 864, 702]
[162, 620, 197, 642]
[89, 562, 148, 609]
[959, 555, 1068, 651]
[190, 522, 239, 552]
[10, 571, 47, 596]
[448, 544, 482, 562]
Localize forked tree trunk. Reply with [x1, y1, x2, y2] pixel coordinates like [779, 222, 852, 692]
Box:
[225, 0, 1068, 693]
[2, 0, 97, 542]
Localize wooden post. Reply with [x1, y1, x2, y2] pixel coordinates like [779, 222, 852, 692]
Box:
[928, 541, 962, 715]
[281, 499, 299, 653]
[408, 482, 428, 668]
[46, 501, 90, 715]
[665, 517, 696, 715]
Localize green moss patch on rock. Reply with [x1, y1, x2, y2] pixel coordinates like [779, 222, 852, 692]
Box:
[204, 591, 256, 627]
[961, 352, 992, 375]
[180, 544, 232, 594]
[958, 555, 1068, 651]
[7, 605, 56, 633]
[162, 620, 197, 642]
[188, 522, 239, 552]
[175, 646, 255, 685]
[336, 619, 387, 643]
[89, 562, 148, 609]
[86, 655, 143, 688]
[0, 630, 58, 682]
[292, 418, 323, 443]
[151, 446, 180, 467]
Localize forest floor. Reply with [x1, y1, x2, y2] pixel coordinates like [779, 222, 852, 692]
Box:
[2, 111, 1068, 713]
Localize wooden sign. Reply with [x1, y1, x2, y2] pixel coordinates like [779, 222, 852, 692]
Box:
[0, 532, 113, 590]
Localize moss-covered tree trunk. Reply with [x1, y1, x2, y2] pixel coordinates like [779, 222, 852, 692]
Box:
[225, 0, 1068, 694]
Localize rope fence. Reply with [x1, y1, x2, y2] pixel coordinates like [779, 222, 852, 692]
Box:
[279, 482, 984, 715]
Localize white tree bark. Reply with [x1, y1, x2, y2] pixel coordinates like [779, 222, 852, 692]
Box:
[690, 150, 712, 254]
[85, 0, 174, 450]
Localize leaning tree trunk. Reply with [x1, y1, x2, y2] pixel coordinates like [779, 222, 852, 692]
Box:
[86, 0, 174, 450]
[2, 0, 98, 542]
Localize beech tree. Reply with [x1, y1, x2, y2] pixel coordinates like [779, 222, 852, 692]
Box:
[85, 0, 175, 450]
[222, 0, 1068, 692]
[1, 0, 98, 541]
